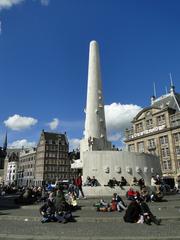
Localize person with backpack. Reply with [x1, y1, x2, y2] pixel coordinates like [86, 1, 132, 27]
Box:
[112, 193, 127, 212]
[39, 199, 56, 223]
[54, 188, 74, 223]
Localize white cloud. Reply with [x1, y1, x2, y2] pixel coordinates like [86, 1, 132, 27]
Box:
[105, 103, 142, 132]
[0, 0, 24, 10]
[40, 0, 49, 6]
[69, 138, 80, 151]
[0, 0, 50, 10]
[47, 118, 59, 130]
[105, 103, 142, 143]
[8, 139, 36, 148]
[4, 114, 38, 131]
[108, 132, 122, 142]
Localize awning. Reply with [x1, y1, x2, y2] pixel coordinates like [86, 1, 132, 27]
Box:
[71, 159, 83, 169]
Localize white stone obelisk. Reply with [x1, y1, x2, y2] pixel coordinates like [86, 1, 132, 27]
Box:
[84, 40, 107, 140]
[80, 40, 111, 156]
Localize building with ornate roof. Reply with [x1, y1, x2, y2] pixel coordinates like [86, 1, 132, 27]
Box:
[3, 146, 22, 186]
[125, 82, 180, 183]
[34, 130, 70, 186]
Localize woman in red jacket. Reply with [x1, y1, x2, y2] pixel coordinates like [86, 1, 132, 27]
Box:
[74, 174, 85, 199]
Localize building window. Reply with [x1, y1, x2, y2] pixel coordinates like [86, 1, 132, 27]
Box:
[161, 148, 170, 157]
[136, 122, 143, 133]
[148, 139, 156, 149]
[162, 160, 172, 170]
[160, 135, 168, 145]
[146, 119, 153, 129]
[170, 113, 180, 127]
[175, 146, 180, 156]
[128, 144, 135, 152]
[157, 114, 165, 126]
[174, 133, 180, 142]
[137, 142, 144, 153]
[177, 160, 180, 169]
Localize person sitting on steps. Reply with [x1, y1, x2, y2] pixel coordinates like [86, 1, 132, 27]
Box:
[119, 176, 128, 188]
[112, 193, 127, 212]
[107, 177, 119, 188]
[84, 176, 92, 186]
[91, 176, 100, 187]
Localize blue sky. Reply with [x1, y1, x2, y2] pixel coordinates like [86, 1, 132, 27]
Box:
[0, 0, 180, 150]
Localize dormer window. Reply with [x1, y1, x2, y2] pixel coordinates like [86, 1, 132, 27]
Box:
[146, 119, 153, 129]
[136, 122, 143, 133]
[157, 114, 165, 126]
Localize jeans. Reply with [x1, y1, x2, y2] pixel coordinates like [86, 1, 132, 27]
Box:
[117, 201, 127, 211]
[75, 186, 84, 198]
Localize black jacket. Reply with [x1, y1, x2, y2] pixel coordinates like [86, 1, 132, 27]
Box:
[123, 201, 141, 223]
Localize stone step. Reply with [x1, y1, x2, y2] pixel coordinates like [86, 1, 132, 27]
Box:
[19, 203, 180, 210]
[0, 234, 180, 240]
[0, 214, 180, 222]
[0, 235, 180, 240]
[0, 218, 180, 240]
[82, 186, 132, 197]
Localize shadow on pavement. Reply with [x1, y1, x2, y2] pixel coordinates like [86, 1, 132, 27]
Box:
[0, 195, 21, 211]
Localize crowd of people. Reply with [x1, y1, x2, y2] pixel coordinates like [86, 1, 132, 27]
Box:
[2, 173, 180, 225]
[39, 186, 79, 223]
[93, 193, 162, 226]
[93, 175, 163, 225]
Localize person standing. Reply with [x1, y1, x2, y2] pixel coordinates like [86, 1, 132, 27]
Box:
[74, 173, 86, 199]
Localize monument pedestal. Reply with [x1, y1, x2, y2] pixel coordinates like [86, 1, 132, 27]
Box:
[82, 186, 131, 197]
[82, 151, 161, 188]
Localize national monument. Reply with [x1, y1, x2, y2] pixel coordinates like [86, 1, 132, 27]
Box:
[73, 40, 161, 195]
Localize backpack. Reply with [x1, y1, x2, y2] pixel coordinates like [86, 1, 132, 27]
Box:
[111, 200, 117, 211]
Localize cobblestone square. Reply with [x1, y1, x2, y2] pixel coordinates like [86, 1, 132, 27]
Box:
[0, 194, 180, 240]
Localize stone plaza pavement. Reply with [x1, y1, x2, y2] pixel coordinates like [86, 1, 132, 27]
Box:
[0, 193, 180, 240]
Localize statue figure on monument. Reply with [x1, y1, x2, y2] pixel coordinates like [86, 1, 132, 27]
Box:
[88, 136, 93, 151]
